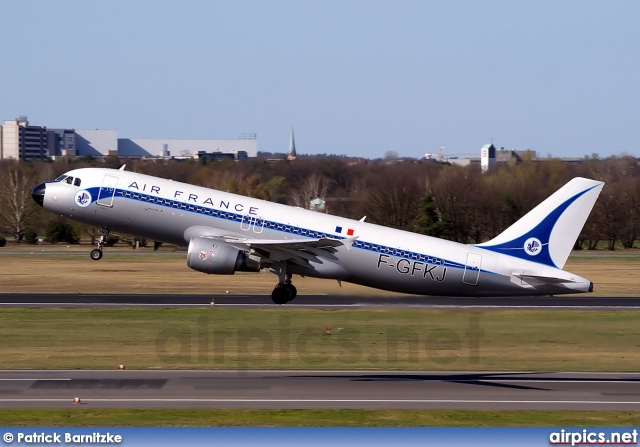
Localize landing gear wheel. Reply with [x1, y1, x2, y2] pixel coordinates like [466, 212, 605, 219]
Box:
[90, 227, 110, 261]
[284, 283, 297, 300]
[271, 284, 292, 305]
[90, 248, 103, 261]
[269, 263, 297, 304]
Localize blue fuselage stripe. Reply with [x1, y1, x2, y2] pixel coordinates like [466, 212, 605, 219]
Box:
[101, 187, 472, 271]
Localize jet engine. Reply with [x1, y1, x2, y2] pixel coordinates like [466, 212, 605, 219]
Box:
[186, 237, 261, 275]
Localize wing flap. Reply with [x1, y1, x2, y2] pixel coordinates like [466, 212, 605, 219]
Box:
[224, 236, 344, 250]
[223, 236, 352, 265]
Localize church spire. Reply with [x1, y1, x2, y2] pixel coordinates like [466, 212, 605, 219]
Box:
[287, 128, 297, 160]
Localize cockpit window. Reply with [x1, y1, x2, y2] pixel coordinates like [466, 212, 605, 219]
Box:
[54, 174, 80, 186]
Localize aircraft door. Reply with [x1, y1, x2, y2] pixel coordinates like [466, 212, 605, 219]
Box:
[240, 215, 264, 233]
[252, 217, 264, 234]
[96, 175, 119, 207]
[240, 214, 251, 231]
[462, 252, 482, 286]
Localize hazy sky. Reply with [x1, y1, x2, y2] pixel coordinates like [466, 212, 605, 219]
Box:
[2, 1, 638, 159]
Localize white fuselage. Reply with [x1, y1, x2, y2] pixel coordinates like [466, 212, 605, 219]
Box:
[37, 168, 593, 296]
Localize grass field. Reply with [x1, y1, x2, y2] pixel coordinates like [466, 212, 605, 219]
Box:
[1, 409, 640, 427]
[1, 246, 640, 296]
[0, 307, 639, 371]
[0, 249, 396, 296]
[1, 248, 639, 426]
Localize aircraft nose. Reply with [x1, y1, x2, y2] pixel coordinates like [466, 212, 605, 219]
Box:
[31, 182, 46, 207]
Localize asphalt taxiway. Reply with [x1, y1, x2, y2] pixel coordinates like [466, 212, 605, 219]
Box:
[1, 293, 640, 309]
[1, 370, 639, 410]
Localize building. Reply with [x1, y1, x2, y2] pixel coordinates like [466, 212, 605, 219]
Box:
[0, 117, 49, 160]
[449, 144, 539, 171]
[76, 129, 118, 156]
[480, 143, 496, 173]
[194, 150, 248, 161]
[47, 128, 77, 157]
[1, 115, 259, 160]
[117, 135, 257, 158]
[495, 147, 536, 165]
[0, 119, 119, 160]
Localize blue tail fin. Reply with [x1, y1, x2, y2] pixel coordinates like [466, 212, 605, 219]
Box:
[476, 177, 604, 269]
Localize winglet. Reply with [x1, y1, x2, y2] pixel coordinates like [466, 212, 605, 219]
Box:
[341, 235, 359, 251]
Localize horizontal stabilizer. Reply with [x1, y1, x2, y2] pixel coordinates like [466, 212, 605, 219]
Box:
[513, 273, 577, 285]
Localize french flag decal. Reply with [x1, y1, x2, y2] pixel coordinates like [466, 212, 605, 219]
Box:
[335, 226, 355, 236]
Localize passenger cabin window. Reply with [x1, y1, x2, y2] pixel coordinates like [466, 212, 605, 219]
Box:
[74, 178, 81, 187]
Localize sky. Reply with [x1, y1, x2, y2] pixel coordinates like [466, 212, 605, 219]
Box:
[1, 0, 639, 159]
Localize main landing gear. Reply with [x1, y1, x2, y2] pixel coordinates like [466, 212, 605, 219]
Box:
[270, 263, 297, 305]
[90, 228, 110, 261]
[271, 281, 297, 305]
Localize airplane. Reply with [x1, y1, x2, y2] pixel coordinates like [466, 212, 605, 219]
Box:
[31, 167, 604, 304]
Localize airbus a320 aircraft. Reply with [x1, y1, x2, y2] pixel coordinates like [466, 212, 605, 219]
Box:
[32, 167, 603, 304]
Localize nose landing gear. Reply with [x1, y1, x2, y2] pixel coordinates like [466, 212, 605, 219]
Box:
[90, 228, 110, 261]
[90, 248, 102, 261]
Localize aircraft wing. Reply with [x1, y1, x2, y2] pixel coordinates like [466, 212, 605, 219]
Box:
[223, 235, 357, 265]
[225, 236, 343, 249]
[183, 224, 357, 266]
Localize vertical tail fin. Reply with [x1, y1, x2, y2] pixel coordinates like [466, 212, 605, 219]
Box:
[476, 177, 604, 269]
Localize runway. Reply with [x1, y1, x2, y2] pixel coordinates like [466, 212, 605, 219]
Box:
[1, 370, 639, 410]
[1, 293, 640, 309]
[1, 295, 637, 411]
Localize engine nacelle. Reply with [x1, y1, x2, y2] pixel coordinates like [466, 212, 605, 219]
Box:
[186, 237, 260, 275]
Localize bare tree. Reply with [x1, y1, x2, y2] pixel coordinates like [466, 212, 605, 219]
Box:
[0, 164, 37, 242]
[364, 166, 424, 230]
[431, 166, 479, 243]
[289, 174, 329, 210]
[583, 156, 640, 250]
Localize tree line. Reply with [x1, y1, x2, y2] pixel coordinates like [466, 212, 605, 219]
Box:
[1, 154, 638, 249]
